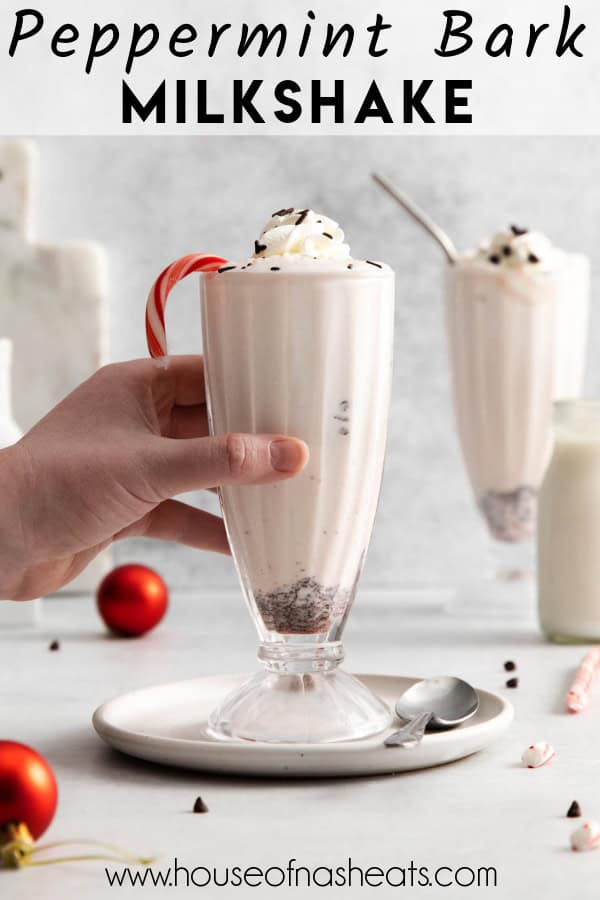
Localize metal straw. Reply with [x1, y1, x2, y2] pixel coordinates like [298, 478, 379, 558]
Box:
[372, 173, 458, 264]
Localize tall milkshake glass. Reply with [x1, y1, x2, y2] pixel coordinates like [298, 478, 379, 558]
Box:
[446, 227, 589, 606]
[146, 209, 395, 742]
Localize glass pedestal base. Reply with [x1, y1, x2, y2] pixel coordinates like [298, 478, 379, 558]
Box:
[448, 539, 536, 619]
[207, 642, 392, 744]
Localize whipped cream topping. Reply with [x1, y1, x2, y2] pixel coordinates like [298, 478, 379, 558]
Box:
[477, 225, 564, 272]
[571, 821, 600, 852]
[253, 208, 351, 261]
[521, 741, 555, 768]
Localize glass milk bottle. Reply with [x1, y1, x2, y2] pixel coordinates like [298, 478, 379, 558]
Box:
[0, 338, 40, 627]
[538, 401, 600, 642]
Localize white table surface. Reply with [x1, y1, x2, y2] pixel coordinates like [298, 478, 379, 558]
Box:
[2, 589, 599, 899]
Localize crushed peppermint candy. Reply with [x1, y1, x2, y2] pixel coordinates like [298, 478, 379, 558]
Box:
[571, 820, 600, 852]
[521, 741, 555, 768]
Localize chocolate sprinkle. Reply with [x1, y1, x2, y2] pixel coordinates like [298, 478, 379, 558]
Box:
[510, 225, 528, 236]
[217, 265, 236, 273]
[567, 801, 582, 818]
[504, 660, 516, 672]
[193, 797, 209, 814]
[502, 246, 512, 256]
[366, 260, 383, 269]
[489, 255, 501, 264]
[49, 640, 60, 652]
[254, 241, 266, 255]
[323, 232, 334, 239]
[272, 208, 294, 217]
[347, 264, 353, 269]
[505, 677, 519, 689]
[270, 266, 281, 271]
[528, 253, 540, 264]
[296, 209, 309, 225]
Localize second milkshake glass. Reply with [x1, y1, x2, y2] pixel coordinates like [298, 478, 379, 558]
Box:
[446, 232, 589, 610]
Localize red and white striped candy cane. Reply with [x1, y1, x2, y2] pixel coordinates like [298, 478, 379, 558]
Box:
[145, 253, 228, 357]
[566, 648, 600, 713]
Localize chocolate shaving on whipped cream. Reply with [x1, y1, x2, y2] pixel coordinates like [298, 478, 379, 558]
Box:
[478, 226, 563, 271]
[251, 208, 351, 261]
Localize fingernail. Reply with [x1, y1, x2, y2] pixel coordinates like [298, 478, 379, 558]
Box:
[270, 439, 307, 473]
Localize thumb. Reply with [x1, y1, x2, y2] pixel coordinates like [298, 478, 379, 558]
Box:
[147, 432, 309, 497]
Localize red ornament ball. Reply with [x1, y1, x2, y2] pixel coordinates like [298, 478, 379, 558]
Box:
[97, 564, 168, 637]
[0, 741, 58, 839]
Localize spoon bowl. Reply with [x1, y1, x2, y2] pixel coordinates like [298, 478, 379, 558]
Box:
[395, 676, 479, 729]
[385, 676, 479, 748]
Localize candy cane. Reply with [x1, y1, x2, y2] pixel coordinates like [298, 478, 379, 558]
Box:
[145, 253, 228, 358]
[566, 648, 600, 714]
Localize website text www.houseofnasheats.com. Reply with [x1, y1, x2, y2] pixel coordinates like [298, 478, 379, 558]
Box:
[105, 857, 498, 890]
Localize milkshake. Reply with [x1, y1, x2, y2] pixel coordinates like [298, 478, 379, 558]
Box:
[192, 208, 393, 741]
[202, 209, 394, 645]
[447, 226, 589, 543]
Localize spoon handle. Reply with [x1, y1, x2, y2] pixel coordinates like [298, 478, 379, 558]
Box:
[384, 712, 433, 748]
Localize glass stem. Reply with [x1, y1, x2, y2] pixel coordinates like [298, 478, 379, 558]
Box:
[487, 538, 535, 583]
[258, 640, 344, 675]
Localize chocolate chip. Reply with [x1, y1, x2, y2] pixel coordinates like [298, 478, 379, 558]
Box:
[49, 640, 60, 652]
[323, 232, 334, 239]
[272, 208, 294, 217]
[489, 255, 501, 264]
[366, 260, 383, 268]
[502, 246, 512, 256]
[567, 801, 582, 818]
[528, 253, 540, 264]
[193, 797, 209, 814]
[270, 267, 281, 271]
[254, 241, 266, 255]
[510, 225, 528, 236]
[504, 660, 516, 671]
[296, 209, 309, 225]
[506, 677, 519, 688]
[217, 265, 236, 273]
[339, 427, 349, 436]
[347, 264, 353, 269]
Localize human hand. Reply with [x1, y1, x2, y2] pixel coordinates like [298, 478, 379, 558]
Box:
[0, 356, 308, 600]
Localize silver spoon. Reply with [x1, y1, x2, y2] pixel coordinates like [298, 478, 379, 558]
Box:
[384, 676, 479, 748]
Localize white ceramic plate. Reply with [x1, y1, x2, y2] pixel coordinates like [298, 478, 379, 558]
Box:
[92, 674, 513, 778]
